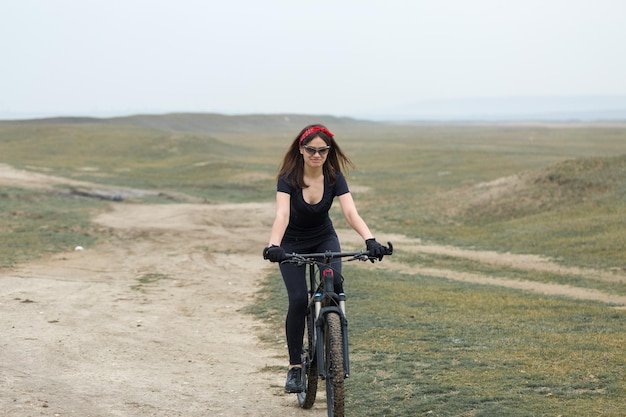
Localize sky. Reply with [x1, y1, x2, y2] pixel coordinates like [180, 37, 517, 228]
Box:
[1, 0, 626, 120]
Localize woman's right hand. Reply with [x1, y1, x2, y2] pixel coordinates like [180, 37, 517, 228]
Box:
[263, 245, 286, 262]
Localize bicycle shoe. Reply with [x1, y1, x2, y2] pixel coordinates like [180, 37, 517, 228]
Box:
[284, 367, 304, 393]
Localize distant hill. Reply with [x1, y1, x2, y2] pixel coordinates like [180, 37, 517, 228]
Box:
[4, 98, 626, 127]
[112, 113, 379, 134]
[0, 113, 378, 134]
[362, 95, 626, 122]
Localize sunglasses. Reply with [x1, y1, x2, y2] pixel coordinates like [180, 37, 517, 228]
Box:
[302, 145, 331, 156]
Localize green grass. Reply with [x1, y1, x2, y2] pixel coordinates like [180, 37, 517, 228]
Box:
[0, 122, 277, 202]
[0, 187, 107, 268]
[346, 268, 625, 416]
[326, 126, 626, 270]
[405, 154, 626, 269]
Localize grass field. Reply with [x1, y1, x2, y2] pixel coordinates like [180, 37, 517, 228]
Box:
[2, 115, 625, 416]
[253, 267, 624, 417]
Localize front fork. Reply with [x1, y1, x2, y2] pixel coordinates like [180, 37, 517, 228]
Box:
[314, 267, 350, 380]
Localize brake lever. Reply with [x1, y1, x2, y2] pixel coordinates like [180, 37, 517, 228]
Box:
[284, 255, 312, 267]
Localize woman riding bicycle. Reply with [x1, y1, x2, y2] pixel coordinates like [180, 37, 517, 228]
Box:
[263, 124, 387, 393]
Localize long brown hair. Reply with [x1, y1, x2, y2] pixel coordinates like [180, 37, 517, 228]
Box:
[277, 124, 355, 189]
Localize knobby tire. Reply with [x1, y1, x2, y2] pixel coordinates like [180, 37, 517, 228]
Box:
[325, 312, 345, 417]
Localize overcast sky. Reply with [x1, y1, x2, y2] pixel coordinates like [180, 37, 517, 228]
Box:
[1, 0, 625, 119]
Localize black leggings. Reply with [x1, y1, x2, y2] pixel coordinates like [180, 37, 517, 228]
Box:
[280, 234, 344, 365]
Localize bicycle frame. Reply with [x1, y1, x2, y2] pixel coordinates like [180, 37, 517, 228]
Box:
[310, 255, 350, 380]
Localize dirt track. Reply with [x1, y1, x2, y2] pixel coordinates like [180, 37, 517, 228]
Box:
[1, 165, 625, 416]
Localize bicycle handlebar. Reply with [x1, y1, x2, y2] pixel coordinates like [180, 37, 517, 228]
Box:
[281, 241, 393, 264]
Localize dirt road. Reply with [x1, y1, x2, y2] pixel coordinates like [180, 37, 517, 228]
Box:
[2, 201, 323, 416]
[1, 165, 624, 416]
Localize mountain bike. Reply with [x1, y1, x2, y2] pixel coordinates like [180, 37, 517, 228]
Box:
[280, 242, 393, 417]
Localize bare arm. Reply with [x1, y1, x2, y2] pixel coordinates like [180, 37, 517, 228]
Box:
[268, 191, 291, 246]
[338, 192, 375, 241]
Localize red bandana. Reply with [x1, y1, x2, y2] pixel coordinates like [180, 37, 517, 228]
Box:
[298, 126, 334, 146]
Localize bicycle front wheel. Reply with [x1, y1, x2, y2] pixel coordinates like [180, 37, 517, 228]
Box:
[324, 312, 345, 417]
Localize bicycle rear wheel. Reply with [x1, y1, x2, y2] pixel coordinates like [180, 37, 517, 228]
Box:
[297, 307, 318, 408]
[324, 312, 345, 417]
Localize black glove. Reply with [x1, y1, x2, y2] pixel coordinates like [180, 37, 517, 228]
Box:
[263, 245, 286, 262]
[366, 238, 385, 261]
